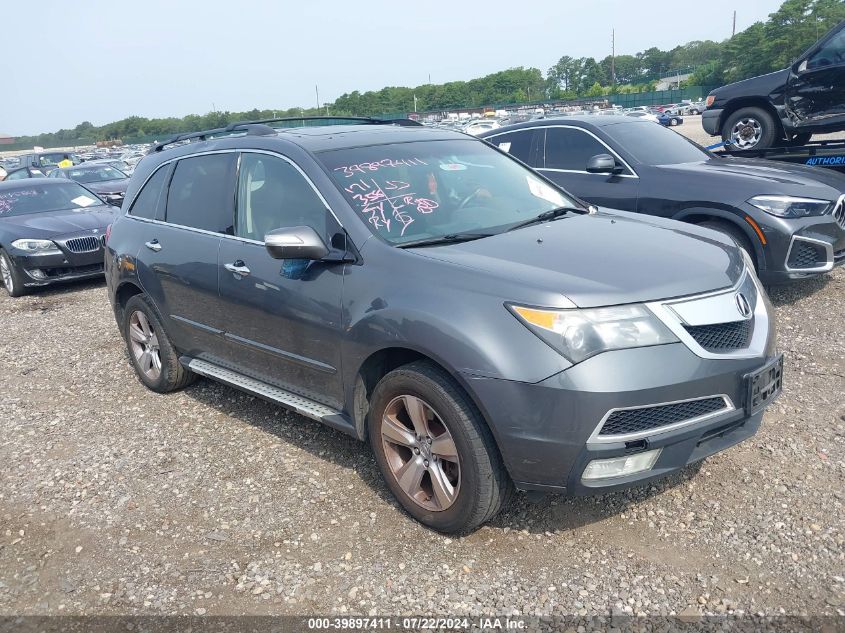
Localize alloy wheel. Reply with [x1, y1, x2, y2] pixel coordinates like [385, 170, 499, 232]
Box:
[128, 310, 162, 380]
[730, 117, 763, 149]
[0, 255, 13, 294]
[381, 394, 461, 512]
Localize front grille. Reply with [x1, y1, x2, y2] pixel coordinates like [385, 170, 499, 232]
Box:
[683, 320, 752, 351]
[41, 263, 104, 278]
[787, 240, 825, 269]
[833, 196, 845, 229]
[599, 397, 729, 437]
[64, 236, 101, 253]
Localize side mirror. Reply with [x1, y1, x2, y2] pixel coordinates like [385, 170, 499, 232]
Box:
[796, 59, 808, 73]
[586, 153, 621, 174]
[264, 226, 330, 261]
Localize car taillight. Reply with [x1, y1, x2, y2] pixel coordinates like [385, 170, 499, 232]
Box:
[105, 224, 112, 244]
[705, 95, 715, 108]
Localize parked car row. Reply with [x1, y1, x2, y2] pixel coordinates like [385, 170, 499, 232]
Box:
[3, 113, 841, 533]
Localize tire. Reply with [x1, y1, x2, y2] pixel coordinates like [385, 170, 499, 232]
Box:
[721, 106, 778, 151]
[368, 360, 513, 533]
[699, 220, 757, 271]
[123, 294, 196, 393]
[0, 249, 27, 298]
[690, 108, 700, 115]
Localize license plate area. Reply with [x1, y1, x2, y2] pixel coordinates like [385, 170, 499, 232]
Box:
[745, 354, 784, 415]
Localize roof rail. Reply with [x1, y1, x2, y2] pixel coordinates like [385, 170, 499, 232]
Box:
[152, 116, 422, 153]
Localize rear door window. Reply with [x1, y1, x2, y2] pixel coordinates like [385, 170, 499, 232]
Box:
[486, 129, 538, 165]
[165, 154, 237, 234]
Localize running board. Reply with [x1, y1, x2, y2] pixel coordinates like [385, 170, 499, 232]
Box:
[184, 358, 358, 438]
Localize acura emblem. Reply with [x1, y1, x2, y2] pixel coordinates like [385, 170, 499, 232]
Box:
[735, 293, 752, 319]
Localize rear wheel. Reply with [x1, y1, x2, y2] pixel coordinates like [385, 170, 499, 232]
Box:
[368, 361, 512, 533]
[0, 249, 27, 298]
[123, 294, 196, 393]
[721, 107, 778, 151]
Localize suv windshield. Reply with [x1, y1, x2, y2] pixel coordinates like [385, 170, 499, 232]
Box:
[67, 166, 126, 183]
[603, 121, 710, 165]
[318, 139, 575, 245]
[0, 184, 102, 217]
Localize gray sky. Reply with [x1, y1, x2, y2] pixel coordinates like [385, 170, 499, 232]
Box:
[3, 0, 785, 136]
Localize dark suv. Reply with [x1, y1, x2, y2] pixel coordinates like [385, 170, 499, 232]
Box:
[105, 118, 783, 532]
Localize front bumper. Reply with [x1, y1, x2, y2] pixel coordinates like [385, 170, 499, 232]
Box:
[702, 108, 722, 136]
[749, 209, 845, 283]
[466, 342, 780, 493]
[10, 244, 105, 287]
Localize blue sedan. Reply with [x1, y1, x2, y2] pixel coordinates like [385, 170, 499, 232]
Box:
[657, 112, 684, 127]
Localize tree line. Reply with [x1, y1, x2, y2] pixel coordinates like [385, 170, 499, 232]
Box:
[13, 0, 844, 149]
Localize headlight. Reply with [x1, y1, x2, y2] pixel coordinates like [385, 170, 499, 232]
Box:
[509, 303, 678, 363]
[11, 239, 60, 253]
[748, 195, 831, 218]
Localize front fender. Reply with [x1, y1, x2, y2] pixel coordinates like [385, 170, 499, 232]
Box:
[673, 206, 765, 270]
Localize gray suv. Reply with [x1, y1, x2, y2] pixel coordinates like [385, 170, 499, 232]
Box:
[105, 118, 783, 533]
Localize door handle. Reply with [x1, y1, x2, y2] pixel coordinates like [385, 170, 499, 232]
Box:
[224, 261, 251, 277]
[144, 240, 162, 252]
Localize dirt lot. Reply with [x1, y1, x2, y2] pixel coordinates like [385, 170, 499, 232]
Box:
[0, 263, 843, 619]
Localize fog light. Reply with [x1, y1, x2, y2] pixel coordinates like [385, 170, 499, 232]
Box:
[581, 448, 662, 482]
[28, 269, 47, 280]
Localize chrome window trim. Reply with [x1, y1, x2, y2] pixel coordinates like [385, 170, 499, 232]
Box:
[646, 266, 770, 360]
[124, 147, 346, 238]
[784, 235, 834, 273]
[484, 124, 639, 178]
[587, 394, 736, 445]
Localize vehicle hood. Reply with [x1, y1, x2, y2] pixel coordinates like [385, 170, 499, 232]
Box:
[83, 179, 129, 194]
[710, 68, 788, 100]
[413, 211, 744, 308]
[0, 205, 116, 239]
[652, 157, 845, 199]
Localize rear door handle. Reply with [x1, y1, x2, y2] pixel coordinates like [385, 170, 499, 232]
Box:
[224, 261, 251, 277]
[144, 240, 162, 252]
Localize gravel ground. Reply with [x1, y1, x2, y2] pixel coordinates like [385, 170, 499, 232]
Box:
[0, 268, 843, 620]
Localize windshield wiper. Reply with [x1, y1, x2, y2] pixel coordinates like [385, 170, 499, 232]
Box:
[397, 232, 495, 248]
[506, 206, 587, 233]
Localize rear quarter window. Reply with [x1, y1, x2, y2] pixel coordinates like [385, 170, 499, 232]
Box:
[128, 165, 170, 220]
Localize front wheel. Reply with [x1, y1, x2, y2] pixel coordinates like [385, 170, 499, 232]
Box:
[0, 249, 27, 297]
[721, 107, 778, 151]
[368, 361, 512, 533]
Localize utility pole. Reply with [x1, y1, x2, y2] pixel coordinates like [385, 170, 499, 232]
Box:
[732, 10, 736, 37]
[611, 29, 616, 89]
[315, 85, 320, 111]
[413, 93, 418, 113]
